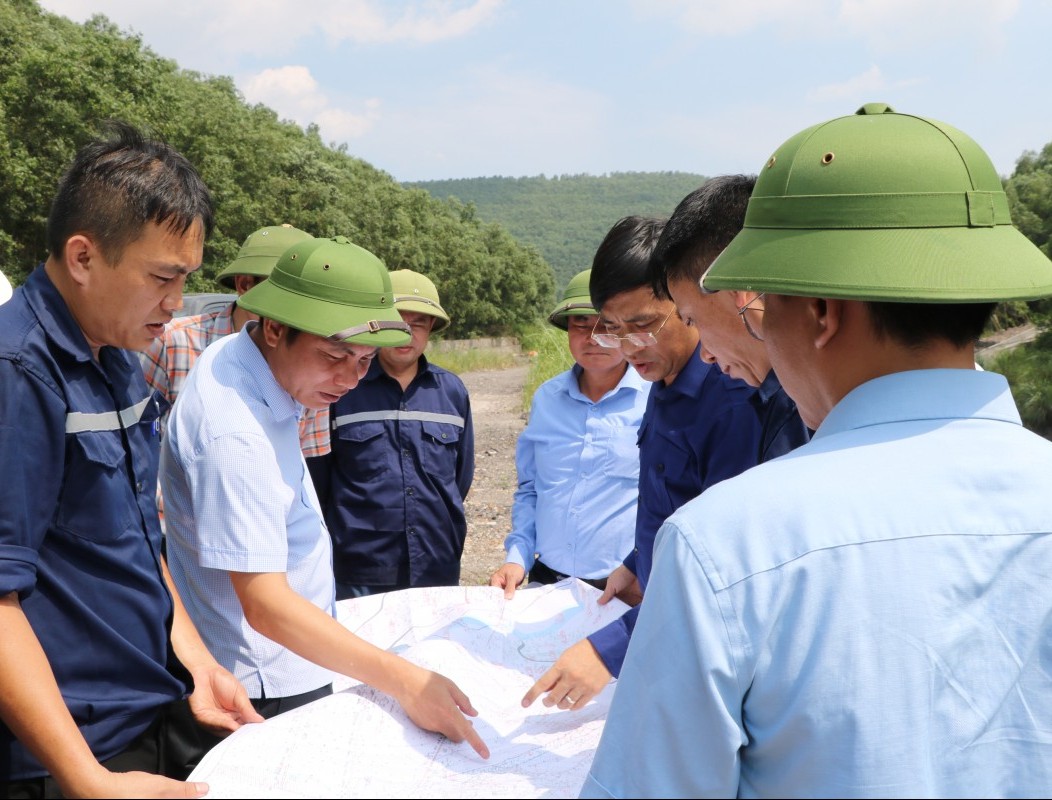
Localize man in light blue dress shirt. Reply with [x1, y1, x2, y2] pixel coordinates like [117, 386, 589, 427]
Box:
[490, 269, 649, 597]
[162, 236, 489, 760]
[581, 104, 1052, 798]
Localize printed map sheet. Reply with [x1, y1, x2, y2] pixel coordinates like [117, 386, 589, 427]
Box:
[189, 579, 628, 798]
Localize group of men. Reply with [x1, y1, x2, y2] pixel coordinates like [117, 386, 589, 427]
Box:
[3, 101, 1052, 799]
[0, 122, 484, 799]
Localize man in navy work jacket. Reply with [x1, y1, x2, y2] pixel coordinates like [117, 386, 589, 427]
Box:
[650, 174, 811, 463]
[521, 215, 763, 713]
[0, 122, 260, 798]
[313, 268, 474, 597]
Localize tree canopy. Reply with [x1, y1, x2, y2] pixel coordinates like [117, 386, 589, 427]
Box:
[0, 0, 554, 337]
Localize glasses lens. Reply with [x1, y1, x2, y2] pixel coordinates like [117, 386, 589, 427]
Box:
[592, 334, 621, 348]
[625, 332, 657, 347]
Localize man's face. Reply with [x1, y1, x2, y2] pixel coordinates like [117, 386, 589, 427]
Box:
[81, 220, 203, 353]
[378, 310, 434, 374]
[566, 314, 626, 376]
[264, 321, 377, 409]
[667, 276, 771, 387]
[598, 285, 698, 385]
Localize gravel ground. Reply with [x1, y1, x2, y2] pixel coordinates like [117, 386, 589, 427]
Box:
[458, 363, 530, 587]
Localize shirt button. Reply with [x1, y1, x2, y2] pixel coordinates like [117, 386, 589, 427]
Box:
[656, 463, 665, 472]
[408, 527, 415, 536]
[406, 487, 414, 496]
[403, 448, 410, 456]
[135, 481, 143, 493]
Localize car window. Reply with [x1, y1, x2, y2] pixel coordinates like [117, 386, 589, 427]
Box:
[176, 292, 236, 319]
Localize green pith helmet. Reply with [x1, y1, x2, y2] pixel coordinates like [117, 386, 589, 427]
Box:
[388, 269, 451, 333]
[237, 236, 411, 346]
[548, 269, 597, 330]
[703, 103, 1052, 302]
[215, 224, 314, 289]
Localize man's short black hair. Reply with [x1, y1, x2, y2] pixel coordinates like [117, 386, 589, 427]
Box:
[866, 301, 996, 348]
[589, 215, 667, 311]
[47, 120, 214, 265]
[649, 174, 755, 298]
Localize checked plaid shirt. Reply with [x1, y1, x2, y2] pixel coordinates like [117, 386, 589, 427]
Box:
[140, 301, 331, 457]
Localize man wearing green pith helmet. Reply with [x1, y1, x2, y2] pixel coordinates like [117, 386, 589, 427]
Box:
[313, 268, 477, 598]
[582, 104, 1052, 798]
[161, 237, 489, 762]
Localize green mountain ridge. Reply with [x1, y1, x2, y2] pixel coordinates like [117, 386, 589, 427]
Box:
[406, 172, 710, 290]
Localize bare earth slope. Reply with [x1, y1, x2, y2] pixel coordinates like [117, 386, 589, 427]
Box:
[459, 365, 529, 586]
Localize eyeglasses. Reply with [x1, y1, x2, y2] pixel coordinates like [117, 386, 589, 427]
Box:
[737, 293, 766, 341]
[591, 308, 675, 349]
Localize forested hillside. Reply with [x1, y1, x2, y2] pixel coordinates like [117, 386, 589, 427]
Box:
[0, 0, 554, 338]
[408, 172, 709, 289]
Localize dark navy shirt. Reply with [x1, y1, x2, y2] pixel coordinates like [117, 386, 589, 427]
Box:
[0, 266, 185, 780]
[321, 355, 474, 589]
[752, 368, 812, 463]
[589, 345, 762, 676]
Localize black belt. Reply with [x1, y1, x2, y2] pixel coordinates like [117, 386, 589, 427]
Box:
[529, 559, 608, 591]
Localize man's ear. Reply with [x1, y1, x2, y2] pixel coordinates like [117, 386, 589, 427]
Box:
[63, 234, 101, 288]
[233, 274, 261, 295]
[260, 317, 287, 347]
[730, 290, 760, 310]
[812, 298, 844, 350]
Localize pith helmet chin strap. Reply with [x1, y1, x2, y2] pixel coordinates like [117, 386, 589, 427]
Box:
[329, 319, 412, 341]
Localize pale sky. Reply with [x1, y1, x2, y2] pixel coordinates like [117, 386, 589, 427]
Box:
[38, 0, 1052, 182]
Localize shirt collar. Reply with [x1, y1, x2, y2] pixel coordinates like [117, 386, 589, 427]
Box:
[565, 362, 649, 403]
[655, 342, 712, 400]
[24, 264, 97, 365]
[756, 368, 782, 404]
[232, 321, 301, 422]
[364, 352, 435, 386]
[814, 368, 1021, 441]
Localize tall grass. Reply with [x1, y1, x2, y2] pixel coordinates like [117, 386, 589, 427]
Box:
[985, 329, 1052, 439]
[426, 347, 522, 375]
[518, 324, 575, 414]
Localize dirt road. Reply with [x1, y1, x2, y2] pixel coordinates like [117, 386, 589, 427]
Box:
[458, 364, 529, 586]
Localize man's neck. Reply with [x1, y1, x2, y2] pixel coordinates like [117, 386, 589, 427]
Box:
[380, 356, 420, 392]
[578, 362, 627, 402]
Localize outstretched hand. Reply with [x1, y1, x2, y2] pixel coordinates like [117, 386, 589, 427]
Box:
[395, 667, 490, 759]
[599, 565, 641, 607]
[521, 639, 612, 712]
[188, 664, 265, 736]
[489, 563, 527, 599]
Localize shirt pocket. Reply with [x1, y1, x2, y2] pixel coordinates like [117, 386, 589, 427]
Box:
[599, 427, 641, 481]
[334, 420, 389, 480]
[648, 432, 693, 520]
[57, 431, 137, 541]
[421, 420, 462, 482]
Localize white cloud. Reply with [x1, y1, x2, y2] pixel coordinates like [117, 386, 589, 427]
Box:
[326, 0, 505, 45]
[805, 64, 920, 103]
[837, 0, 1019, 52]
[40, 0, 503, 65]
[631, 0, 1020, 51]
[240, 66, 381, 139]
[630, 0, 832, 37]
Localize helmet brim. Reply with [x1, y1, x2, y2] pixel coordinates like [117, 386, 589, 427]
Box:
[238, 279, 411, 346]
[704, 224, 1052, 302]
[394, 298, 451, 333]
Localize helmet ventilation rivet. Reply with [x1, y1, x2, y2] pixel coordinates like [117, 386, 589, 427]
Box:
[766, 155, 776, 169]
[822, 152, 835, 165]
